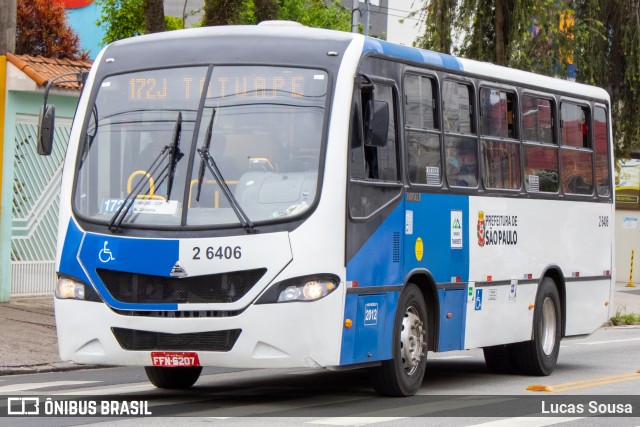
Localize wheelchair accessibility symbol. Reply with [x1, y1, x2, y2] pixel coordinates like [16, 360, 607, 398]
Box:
[99, 241, 116, 263]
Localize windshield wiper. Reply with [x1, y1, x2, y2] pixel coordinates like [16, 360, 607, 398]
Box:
[196, 146, 256, 234]
[195, 110, 215, 202]
[108, 113, 183, 233]
[166, 112, 183, 200]
[108, 147, 170, 232]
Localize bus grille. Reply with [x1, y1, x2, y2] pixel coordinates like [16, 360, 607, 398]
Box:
[111, 327, 241, 352]
[96, 268, 266, 304]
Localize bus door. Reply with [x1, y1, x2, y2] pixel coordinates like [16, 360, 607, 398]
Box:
[342, 75, 404, 364]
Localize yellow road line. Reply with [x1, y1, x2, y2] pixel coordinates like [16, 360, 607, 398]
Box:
[527, 371, 640, 393]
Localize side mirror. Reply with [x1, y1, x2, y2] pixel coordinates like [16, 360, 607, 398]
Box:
[37, 104, 55, 156]
[364, 99, 389, 148]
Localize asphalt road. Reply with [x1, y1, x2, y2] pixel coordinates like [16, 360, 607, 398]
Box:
[1, 325, 639, 426]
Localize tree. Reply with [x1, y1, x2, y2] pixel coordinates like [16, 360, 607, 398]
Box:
[96, 0, 145, 44]
[416, 0, 640, 158]
[254, 0, 279, 23]
[145, 0, 166, 34]
[574, 0, 640, 159]
[15, 0, 88, 60]
[203, 0, 245, 25]
[97, 0, 184, 45]
[202, 0, 350, 29]
[280, 0, 350, 30]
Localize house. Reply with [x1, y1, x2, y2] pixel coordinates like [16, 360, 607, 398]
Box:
[0, 53, 92, 301]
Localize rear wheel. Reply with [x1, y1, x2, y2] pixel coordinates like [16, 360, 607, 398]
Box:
[513, 277, 562, 375]
[144, 366, 202, 389]
[371, 283, 428, 396]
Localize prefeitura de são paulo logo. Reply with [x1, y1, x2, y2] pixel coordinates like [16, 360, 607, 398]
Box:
[477, 211, 486, 246]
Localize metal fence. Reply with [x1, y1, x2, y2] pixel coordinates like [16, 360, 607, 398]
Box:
[10, 115, 70, 295]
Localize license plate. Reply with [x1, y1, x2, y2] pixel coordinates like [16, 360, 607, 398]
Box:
[151, 352, 200, 367]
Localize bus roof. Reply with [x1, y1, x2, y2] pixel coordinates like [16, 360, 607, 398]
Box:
[107, 24, 609, 103]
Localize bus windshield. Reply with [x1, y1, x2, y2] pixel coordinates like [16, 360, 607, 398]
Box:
[74, 65, 328, 229]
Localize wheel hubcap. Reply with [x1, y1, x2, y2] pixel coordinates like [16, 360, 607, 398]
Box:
[541, 296, 557, 356]
[400, 306, 426, 375]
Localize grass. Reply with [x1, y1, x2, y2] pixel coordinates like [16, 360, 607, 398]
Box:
[610, 308, 640, 326]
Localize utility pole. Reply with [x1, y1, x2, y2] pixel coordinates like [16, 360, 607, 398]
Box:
[351, 0, 360, 33]
[363, 0, 370, 37]
[0, 0, 17, 53]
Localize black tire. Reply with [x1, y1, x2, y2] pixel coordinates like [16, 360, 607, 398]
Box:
[144, 366, 203, 389]
[512, 277, 562, 375]
[483, 344, 517, 374]
[371, 283, 428, 396]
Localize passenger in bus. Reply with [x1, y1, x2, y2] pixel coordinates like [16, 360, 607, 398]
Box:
[448, 143, 477, 187]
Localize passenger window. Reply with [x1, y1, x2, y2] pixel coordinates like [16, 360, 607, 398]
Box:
[561, 102, 590, 148]
[594, 106, 610, 197]
[482, 140, 521, 190]
[560, 102, 593, 195]
[480, 88, 516, 139]
[443, 80, 477, 188]
[446, 137, 478, 188]
[522, 96, 554, 144]
[524, 145, 559, 193]
[405, 74, 438, 130]
[561, 149, 594, 195]
[522, 95, 558, 193]
[479, 87, 519, 190]
[405, 74, 441, 186]
[443, 81, 474, 134]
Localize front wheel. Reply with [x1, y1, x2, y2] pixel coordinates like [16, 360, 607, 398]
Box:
[371, 283, 428, 396]
[513, 277, 562, 375]
[144, 366, 203, 389]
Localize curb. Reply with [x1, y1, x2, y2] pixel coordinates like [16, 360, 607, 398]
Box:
[0, 363, 105, 377]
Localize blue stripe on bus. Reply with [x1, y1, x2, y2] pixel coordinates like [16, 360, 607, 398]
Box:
[405, 193, 470, 351]
[340, 194, 470, 364]
[59, 220, 91, 285]
[363, 38, 463, 71]
[342, 203, 404, 365]
[59, 219, 180, 311]
[404, 193, 470, 284]
[346, 203, 405, 287]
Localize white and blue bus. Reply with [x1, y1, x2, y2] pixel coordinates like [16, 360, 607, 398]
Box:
[41, 22, 614, 396]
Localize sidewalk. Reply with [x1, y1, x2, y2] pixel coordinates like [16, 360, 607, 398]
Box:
[1, 281, 639, 376]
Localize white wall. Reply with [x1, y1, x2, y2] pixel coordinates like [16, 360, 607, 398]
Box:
[616, 210, 640, 284]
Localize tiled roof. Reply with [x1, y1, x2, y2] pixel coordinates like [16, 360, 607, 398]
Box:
[6, 53, 93, 90]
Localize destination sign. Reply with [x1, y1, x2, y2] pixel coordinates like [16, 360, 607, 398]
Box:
[124, 66, 326, 102]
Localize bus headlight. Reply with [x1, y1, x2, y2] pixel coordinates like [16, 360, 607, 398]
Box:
[255, 274, 340, 304]
[55, 277, 86, 300]
[277, 279, 337, 302]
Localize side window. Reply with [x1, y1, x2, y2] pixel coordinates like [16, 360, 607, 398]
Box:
[480, 87, 520, 190]
[560, 102, 593, 195]
[594, 106, 611, 197]
[480, 88, 516, 138]
[350, 85, 398, 181]
[443, 80, 473, 134]
[561, 102, 590, 148]
[443, 80, 477, 188]
[522, 94, 559, 193]
[522, 96, 554, 144]
[365, 85, 398, 181]
[404, 74, 441, 185]
[348, 81, 401, 218]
